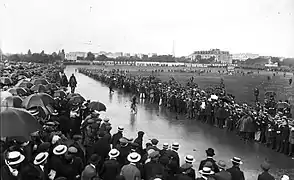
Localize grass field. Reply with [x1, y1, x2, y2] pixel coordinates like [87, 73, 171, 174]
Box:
[80, 65, 294, 114]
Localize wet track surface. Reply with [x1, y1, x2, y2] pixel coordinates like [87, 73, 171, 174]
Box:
[65, 65, 294, 179]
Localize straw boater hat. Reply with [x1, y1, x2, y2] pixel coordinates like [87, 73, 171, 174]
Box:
[5, 151, 25, 166]
[171, 142, 179, 150]
[53, 145, 68, 155]
[281, 175, 289, 180]
[34, 152, 49, 165]
[184, 155, 195, 163]
[127, 152, 141, 163]
[163, 143, 169, 149]
[118, 126, 124, 132]
[108, 149, 120, 158]
[199, 167, 214, 175]
[231, 157, 243, 164]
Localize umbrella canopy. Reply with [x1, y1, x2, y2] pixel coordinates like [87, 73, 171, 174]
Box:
[0, 91, 13, 102]
[31, 78, 49, 85]
[15, 80, 33, 88]
[0, 77, 13, 85]
[0, 108, 42, 139]
[276, 102, 290, 109]
[45, 83, 59, 91]
[54, 90, 67, 98]
[22, 93, 54, 109]
[67, 93, 83, 99]
[88, 101, 107, 112]
[68, 96, 85, 105]
[1, 96, 23, 108]
[30, 84, 46, 93]
[8, 87, 27, 96]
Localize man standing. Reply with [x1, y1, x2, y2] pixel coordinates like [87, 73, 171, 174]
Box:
[257, 161, 275, 180]
[226, 157, 245, 180]
[69, 73, 77, 93]
[198, 148, 219, 173]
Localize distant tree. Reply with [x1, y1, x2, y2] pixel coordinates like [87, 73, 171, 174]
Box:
[40, 50, 45, 56]
[8, 54, 21, 62]
[95, 54, 108, 61]
[85, 52, 95, 61]
[52, 52, 58, 57]
[27, 49, 32, 56]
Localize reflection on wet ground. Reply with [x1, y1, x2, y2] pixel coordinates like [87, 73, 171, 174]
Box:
[65, 66, 294, 179]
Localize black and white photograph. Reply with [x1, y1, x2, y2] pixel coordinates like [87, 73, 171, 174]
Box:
[1, 0, 294, 179]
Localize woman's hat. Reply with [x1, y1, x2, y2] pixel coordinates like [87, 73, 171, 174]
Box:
[217, 160, 227, 169]
[34, 152, 49, 165]
[199, 167, 214, 175]
[127, 152, 141, 163]
[108, 149, 120, 158]
[53, 145, 68, 155]
[5, 151, 25, 165]
[184, 155, 195, 163]
[231, 157, 243, 164]
[171, 142, 179, 150]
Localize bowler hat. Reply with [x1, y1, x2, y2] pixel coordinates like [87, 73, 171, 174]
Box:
[205, 148, 215, 156]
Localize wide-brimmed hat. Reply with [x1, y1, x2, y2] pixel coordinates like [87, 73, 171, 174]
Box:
[231, 157, 243, 164]
[103, 118, 110, 122]
[119, 137, 129, 144]
[217, 160, 227, 169]
[53, 145, 68, 155]
[108, 149, 120, 158]
[205, 148, 215, 156]
[6, 151, 25, 165]
[260, 161, 271, 170]
[68, 147, 78, 154]
[127, 152, 141, 163]
[149, 151, 160, 159]
[184, 155, 195, 163]
[34, 152, 49, 165]
[199, 167, 214, 175]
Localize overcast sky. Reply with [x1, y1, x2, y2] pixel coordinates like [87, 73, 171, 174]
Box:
[1, 0, 293, 57]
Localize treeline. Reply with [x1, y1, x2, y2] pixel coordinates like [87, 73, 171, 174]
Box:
[7, 49, 65, 64]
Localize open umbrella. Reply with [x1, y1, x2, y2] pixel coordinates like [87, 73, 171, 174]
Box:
[67, 93, 83, 99]
[15, 79, 33, 88]
[88, 101, 107, 112]
[0, 91, 13, 102]
[45, 83, 59, 91]
[1, 96, 23, 108]
[31, 78, 49, 85]
[0, 77, 13, 85]
[0, 108, 42, 139]
[8, 87, 27, 96]
[30, 84, 46, 93]
[22, 93, 54, 109]
[68, 96, 85, 105]
[276, 102, 290, 109]
[54, 90, 66, 98]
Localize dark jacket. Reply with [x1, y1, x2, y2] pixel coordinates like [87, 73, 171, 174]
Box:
[100, 159, 121, 180]
[49, 155, 74, 179]
[214, 170, 232, 180]
[227, 166, 245, 180]
[111, 132, 123, 148]
[199, 158, 220, 173]
[143, 161, 165, 180]
[257, 171, 275, 180]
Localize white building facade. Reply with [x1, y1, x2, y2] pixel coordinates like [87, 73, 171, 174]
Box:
[188, 49, 233, 64]
[66, 52, 87, 61]
[232, 53, 259, 61]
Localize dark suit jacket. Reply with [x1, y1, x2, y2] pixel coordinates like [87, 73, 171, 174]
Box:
[34, 164, 50, 180]
[49, 155, 74, 179]
[227, 166, 245, 180]
[100, 159, 121, 180]
[143, 161, 165, 180]
[214, 170, 232, 180]
[257, 171, 275, 180]
[198, 158, 220, 173]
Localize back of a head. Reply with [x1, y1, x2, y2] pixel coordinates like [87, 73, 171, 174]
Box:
[116, 175, 126, 180]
